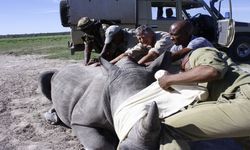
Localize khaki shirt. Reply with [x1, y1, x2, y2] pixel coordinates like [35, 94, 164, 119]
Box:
[125, 43, 149, 62]
[148, 31, 173, 55]
[125, 31, 173, 62]
[188, 47, 250, 101]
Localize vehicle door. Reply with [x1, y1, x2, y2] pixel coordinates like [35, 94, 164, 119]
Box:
[213, 0, 235, 47]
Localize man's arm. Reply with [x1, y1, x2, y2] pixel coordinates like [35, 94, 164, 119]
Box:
[171, 47, 192, 61]
[158, 65, 221, 91]
[138, 51, 159, 65]
[110, 53, 128, 64]
[84, 42, 93, 65]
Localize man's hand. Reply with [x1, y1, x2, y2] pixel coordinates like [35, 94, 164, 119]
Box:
[87, 58, 99, 65]
[158, 65, 221, 91]
[138, 51, 159, 65]
[90, 62, 101, 67]
[158, 72, 172, 91]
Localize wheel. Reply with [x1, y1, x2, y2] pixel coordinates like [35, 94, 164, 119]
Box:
[229, 36, 250, 62]
[60, 0, 69, 27]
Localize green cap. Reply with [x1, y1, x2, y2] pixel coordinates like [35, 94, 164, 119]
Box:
[77, 17, 95, 30]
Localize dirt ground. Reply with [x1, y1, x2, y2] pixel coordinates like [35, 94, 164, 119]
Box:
[1, 54, 250, 150]
[0, 54, 83, 150]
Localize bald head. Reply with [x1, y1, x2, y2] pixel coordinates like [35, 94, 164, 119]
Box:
[169, 21, 194, 46]
[170, 20, 193, 36]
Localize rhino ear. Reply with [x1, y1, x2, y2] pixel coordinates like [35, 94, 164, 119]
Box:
[99, 57, 119, 72]
[146, 51, 172, 73]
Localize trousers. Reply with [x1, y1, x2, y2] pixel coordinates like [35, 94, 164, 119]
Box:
[160, 84, 250, 150]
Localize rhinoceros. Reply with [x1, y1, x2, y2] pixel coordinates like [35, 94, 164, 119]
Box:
[39, 51, 171, 149]
[39, 51, 242, 150]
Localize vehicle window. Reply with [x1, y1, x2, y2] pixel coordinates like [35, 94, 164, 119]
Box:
[152, 6, 177, 20]
[213, 0, 231, 18]
[184, 6, 212, 19]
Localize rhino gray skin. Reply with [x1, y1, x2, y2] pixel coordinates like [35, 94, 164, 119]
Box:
[39, 52, 171, 150]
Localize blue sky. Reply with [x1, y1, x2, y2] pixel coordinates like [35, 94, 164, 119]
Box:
[0, 0, 69, 35]
[0, 0, 250, 35]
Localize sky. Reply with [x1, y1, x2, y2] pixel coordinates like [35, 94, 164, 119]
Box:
[0, 0, 250, 35]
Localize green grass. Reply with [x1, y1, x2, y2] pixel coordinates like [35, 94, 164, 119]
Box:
[0, 35, 98, 60]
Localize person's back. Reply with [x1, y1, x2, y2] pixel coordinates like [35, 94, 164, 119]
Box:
[101, 25, 138, 62]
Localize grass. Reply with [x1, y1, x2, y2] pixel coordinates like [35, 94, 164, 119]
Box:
[0, 34, 99, 60]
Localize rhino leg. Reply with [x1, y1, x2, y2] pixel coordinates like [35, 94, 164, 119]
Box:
[72, 125, 118, 150]
[40, 70, 64, 125]
[43, 107, 61, 125]
[119, 102, 161, 150]
[39, 70, 57, 101]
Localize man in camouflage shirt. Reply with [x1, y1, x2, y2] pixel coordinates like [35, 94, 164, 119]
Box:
[77, 17, 108, 65]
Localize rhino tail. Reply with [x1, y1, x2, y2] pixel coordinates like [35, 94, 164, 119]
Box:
[39, 70, 57, 101]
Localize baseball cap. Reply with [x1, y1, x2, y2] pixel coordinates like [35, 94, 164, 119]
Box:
[77, 17, 95, 30]
[104, 25, 122, 44]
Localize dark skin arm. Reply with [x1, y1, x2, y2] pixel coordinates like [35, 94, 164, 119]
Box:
[171, 47, 192, 62]
[158, 65, 221, 91]
[138, 51, 159, 65]
[84, 42, 93, 65]
[138, 47, 191, 65]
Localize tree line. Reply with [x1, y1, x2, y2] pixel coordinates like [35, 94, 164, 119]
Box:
[0, 32, 70, 39]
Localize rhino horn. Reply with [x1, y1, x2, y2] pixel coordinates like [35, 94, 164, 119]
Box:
[141, 101, 161, 137]
[119, 102, 161, 150]
[146, 51, 172, 73]
[136, 101, 161, 149]
[99, 57, 119, 72]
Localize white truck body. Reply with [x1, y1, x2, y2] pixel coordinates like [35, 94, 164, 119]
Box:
[60, 0, 250, 61]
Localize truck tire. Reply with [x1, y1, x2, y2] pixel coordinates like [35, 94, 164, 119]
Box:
[60, 0, 69, 27]
[229, 36, 250, 62]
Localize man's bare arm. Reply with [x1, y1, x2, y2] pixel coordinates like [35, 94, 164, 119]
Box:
[84, 43, 93, 65]
[110, 53, 128, 64]
[138, 51, 159, 65]
[158, 65, 221, 91]
[171, 47, 192, 61]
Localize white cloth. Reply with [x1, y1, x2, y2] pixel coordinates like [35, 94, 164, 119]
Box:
[114, 70, 208, 141]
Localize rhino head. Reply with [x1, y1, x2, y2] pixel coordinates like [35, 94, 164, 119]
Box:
[118, 102, 161, 150]
[100, 51, 171, 149]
